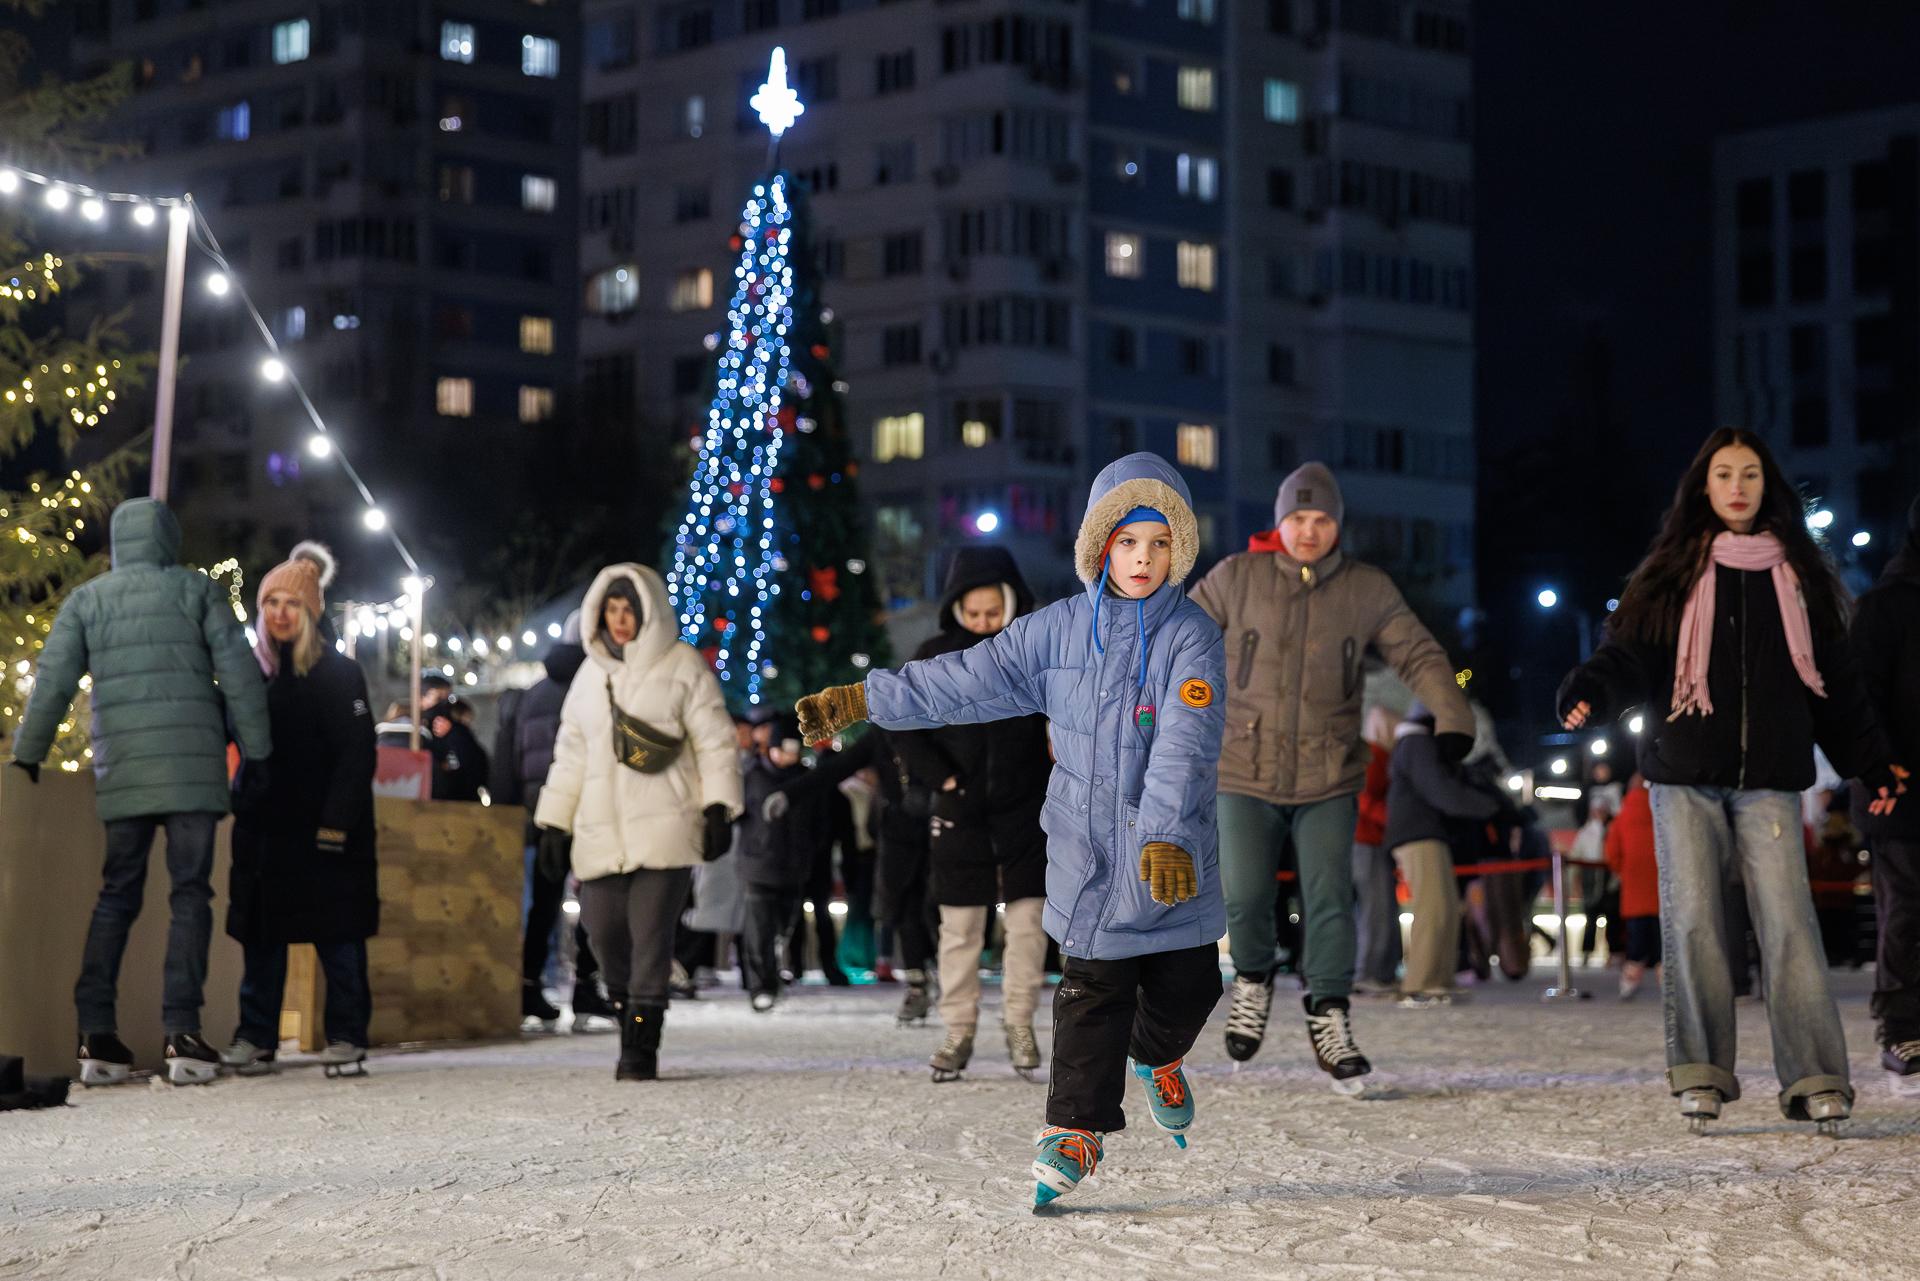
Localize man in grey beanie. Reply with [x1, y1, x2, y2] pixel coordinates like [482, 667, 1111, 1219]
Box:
[1189, 461, 1475, 1092]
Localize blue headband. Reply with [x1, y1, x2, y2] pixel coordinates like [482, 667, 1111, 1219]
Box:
[1113, 505, 1168, 534]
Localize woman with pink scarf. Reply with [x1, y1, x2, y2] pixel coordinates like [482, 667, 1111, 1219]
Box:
[1556, 428, 1905, 1136]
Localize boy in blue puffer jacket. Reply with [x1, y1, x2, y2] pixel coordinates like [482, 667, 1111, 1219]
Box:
[798, 453, 1227, 1211]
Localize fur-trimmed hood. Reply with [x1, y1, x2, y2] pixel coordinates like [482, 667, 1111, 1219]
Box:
[1073, 452, 1200, 587]
[580, 563, 677, 673]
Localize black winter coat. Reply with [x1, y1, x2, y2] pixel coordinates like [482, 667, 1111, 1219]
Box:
[1850, 545, 1920, 838]
[740, 757, 838, 889]
[777, 729, 929, 850]
[427, 715, 489, 802]
[1384, 726, 1502, 852]
[489, 641, 586, 813]
[891, 547, 1050, 881]
[1560, 565, 1887, 792]
[228, 649, 379, 945]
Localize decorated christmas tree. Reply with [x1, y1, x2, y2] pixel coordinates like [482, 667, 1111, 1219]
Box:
[0, 4, 152, 766]
[667, 49, 888, 712]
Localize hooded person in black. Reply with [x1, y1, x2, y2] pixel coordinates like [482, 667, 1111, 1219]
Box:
[890, 546, 1052, 1081]
[1851, 493, 1920, 1086]
[491, 610, 615, 1031]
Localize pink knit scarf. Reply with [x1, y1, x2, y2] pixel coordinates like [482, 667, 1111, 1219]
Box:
[1670, 532, 1826, 719]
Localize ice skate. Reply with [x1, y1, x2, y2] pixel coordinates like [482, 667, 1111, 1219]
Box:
[1031, 1127, 1102, 1212]
[1224, 972, 1273, 1065]
[1804, 1090, 1849, 1137]
[219, 1037, 277, 1077]
[318, 1041, 368, 1079]
[1398, 990, 1455, 1009]
[895, 970, 932, 1026]
[1883, 1041, 1920, 1097]
[668, 959, 698, 1002]
[1006, 1025, 1041, 1080]
[1679, 1087, 1722, 1135]
[1304, 996, 1374, 1097]
[569, 980, 618, 1033]
[521, 981, 561, 1034]
[76, 1032, 134, 1087]
[1128, 1056, 1194, 1148]
[750, 991, 777, 1013]
[163, 1033, 220, 1086]
[929, 1028, 974, 1083]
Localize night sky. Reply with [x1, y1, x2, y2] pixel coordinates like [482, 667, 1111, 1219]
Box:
[1473, 2, 1920, 751]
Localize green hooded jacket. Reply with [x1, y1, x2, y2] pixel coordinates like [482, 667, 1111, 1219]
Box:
[14, 499, 272, 821]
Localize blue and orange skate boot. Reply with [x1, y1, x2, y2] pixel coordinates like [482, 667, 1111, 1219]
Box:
[1128, 1056, 1194, 1149]
[1032, 1127, 1103, 1211]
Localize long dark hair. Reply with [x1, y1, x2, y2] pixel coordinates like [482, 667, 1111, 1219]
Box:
[1610, 427, 1848, 645]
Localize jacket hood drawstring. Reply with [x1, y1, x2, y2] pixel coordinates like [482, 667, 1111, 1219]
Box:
[1088, 503, 1169, 691]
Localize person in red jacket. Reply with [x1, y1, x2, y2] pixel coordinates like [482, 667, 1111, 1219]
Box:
[1605, 774, 1660, 999]
[1351, 705, 1400, 993]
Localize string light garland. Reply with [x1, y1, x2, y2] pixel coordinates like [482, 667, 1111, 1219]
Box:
[0, 161, 420, 576]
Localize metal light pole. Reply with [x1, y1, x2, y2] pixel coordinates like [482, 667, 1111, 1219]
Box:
[149, 201, 192, 502]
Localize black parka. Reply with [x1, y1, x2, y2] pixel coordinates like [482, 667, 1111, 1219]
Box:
[489, 641, 587, 813]
[228, 648, 379, 945]
[1560, 565, 1887, 792]
[1850, 533, 1920, 837]
[890, 546, 1050, 905]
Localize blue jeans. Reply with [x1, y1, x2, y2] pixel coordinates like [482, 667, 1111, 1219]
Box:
[75, 812, 220, 1036]
[1351, 841, 1402, 986]
[1649, 784, 1851, 1115]
[1218, 792, 1358, 999]
[236, 941, 372, 1049]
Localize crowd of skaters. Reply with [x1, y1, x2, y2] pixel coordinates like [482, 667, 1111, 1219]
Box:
[4, 432, 1917, 1216]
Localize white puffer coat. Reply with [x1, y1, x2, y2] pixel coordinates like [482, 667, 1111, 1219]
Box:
[534, 564, 742, 879]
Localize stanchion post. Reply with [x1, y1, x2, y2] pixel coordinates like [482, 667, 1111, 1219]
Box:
[1541, 845, 1585, 1002]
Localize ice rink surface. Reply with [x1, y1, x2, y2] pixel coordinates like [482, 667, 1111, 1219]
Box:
[4, 968, 1917, 1280]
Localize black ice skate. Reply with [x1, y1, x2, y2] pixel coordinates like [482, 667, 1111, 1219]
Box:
[570, 979, 618, 1033]
[1679, 1087, 1722, 1135]
[1883, 1040, 1920, 1098]
[1224, 972, 1274, 1065]
[318, 1041, 368, 1079]
[930, 1029, 974, 1083]
[163, 1033, 221, 1086]
[1304, 996, 1373, 1096]
[896, 970, 932, 1026]
[522, 980, 561, 1034]
[76, 1032, 135, 1087]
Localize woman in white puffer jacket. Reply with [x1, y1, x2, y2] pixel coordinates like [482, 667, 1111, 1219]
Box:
[535, 563, 741, 1080]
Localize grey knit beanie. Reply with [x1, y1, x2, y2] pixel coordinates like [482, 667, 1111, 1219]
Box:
[1274, 461, 1344, 529]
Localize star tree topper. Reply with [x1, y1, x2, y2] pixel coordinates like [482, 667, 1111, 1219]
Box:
[751, 47, 805, 164]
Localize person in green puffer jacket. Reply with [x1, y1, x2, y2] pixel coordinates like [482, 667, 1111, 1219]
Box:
[7, 498, 272, 1085]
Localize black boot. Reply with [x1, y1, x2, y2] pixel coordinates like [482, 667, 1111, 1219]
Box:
[617, 1003, 664, 1081]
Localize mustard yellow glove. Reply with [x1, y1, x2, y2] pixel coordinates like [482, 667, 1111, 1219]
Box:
[1140, 841, 1197, 906]
[795, 682, 867, 743]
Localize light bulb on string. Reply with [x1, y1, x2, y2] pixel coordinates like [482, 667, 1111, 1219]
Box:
[362, 507, 388, 532]
[0, 169, 17, 194]
[205, 272, 230, 297]
[307, 434, 332, 459]
[132, 204, 156, 227]
[260, 357, 286, 382]
[80, 199, 104, 222]
[43, 187, 69, 211]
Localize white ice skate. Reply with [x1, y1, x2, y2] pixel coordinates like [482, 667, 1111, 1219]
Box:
[1679, 1087, 1722, 1135]
[318, 1042, 368, 1079]
[1883, 1041, 1920, 1098]
[219, 1037, 277, 1077]
[930, 1029, 974, 1083]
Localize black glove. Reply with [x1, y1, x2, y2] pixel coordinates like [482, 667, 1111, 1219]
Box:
[1555, 670, 1608, 727]
[702, 803, 734, 863]
[1435, 732, 1474, 765]
[8, 760, 40, 785]
[535, 825, 572, 882]
[316, 826, 348, 856]
[231, 757, 270, 815]
[1860, 763, 1902, 795]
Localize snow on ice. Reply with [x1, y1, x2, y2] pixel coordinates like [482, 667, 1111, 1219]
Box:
[4, 969, 1918, 1279]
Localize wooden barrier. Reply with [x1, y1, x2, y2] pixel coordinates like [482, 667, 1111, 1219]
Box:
[0, 770, 523, 1076]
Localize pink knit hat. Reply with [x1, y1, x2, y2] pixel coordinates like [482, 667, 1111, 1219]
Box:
[257, 541, 336, 620]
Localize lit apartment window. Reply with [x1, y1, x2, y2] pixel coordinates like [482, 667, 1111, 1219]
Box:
[436, 377, 474, 417]
[587, 264, 639, 314]
[1177, 0, 1216, 21]
[874, 412, 925, 462]
[1177, 241, 1217, 291]
[1176, 423, 1218, 470]
[521, 174, 557, 212]
[669, 268, 714, 312]
[519, 315, 554, 354]
[441, 22, 475, 62]
[1177, 66, 1216, 111]
[1176, 154, 1219, 202]
[961, 419, 991, 448]
[216, 102, 251, 141]
[280, 305, 306, 341]
[1105, 232, 1143, 279]
[681, 95, 705, 139]
[1264, 77, 1300, 123]
[522, 35, 560, 77]
[272, 18, 310, 64]
[519, 385, 555, 423]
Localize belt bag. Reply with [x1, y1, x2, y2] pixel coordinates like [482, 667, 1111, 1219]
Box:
[607, 678, 684, 774]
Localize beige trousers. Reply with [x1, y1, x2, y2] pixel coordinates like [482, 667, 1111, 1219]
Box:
[1393, 839, 1461, 994]
[936, 898, 1047, 1031]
